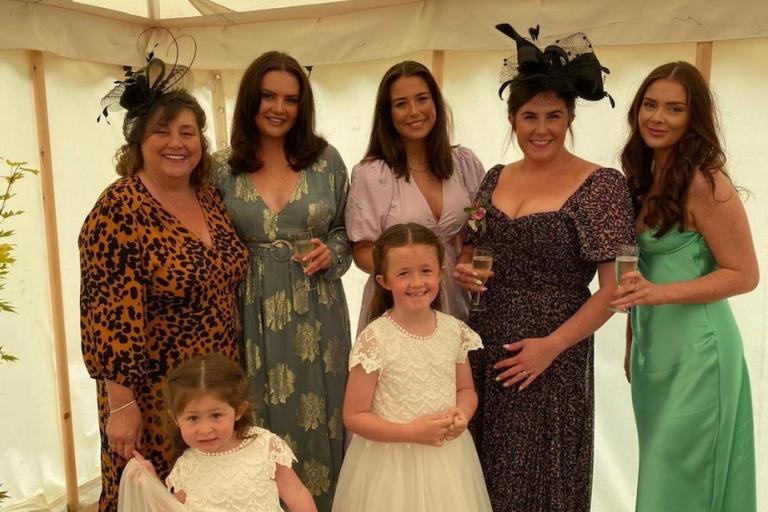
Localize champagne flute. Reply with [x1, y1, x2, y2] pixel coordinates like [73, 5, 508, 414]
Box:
[292, 231, 316, 291]
[608, 243, 640, 313]
[469, 247, 493, 311]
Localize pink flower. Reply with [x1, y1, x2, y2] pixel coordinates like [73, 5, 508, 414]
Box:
[471, 207, 486, 220]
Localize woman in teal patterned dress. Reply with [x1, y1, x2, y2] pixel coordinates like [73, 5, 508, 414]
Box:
[612, 62, 758, 512]
[211, 51, 351, 512]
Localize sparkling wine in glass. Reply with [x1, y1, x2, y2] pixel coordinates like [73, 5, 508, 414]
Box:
[293, 231, 315, 291]
[608, 243, 640, 313]
[469, 247, 493, 312]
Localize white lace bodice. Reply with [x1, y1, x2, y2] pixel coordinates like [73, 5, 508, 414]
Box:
[349, 311, 483, 423]
[166, 426, 296, 512]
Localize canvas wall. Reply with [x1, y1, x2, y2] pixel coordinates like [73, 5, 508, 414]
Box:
[0, 38, 766, 510]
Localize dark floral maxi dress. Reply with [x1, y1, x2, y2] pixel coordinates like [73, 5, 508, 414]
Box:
[465, 165, 635, 512]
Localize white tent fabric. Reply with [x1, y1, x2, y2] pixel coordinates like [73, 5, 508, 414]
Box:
[0, 1, 766, 511]
[3, 0, 768, 68]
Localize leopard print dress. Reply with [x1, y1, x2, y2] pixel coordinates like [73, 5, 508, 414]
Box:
[79, 176, 248, 512]
[465, 166, 635, 512]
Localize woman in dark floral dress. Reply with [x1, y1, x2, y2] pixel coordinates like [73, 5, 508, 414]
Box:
[454, 26, 635, 511]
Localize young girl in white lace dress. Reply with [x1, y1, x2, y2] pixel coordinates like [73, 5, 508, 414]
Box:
[332, 223, 492, 512]
[118, 353, 317, 512]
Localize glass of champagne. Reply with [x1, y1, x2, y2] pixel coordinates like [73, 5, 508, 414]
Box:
[469, 247, 493, 312]
[292, 231, 315, 291]
[608, 243, 640, 313]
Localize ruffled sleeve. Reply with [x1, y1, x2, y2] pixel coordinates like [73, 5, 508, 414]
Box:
[344, 159, 395, 243]
[348, 324, 383, 373]
[565, 168, 636, 262]
[456, 320, 483, 363]
[452, 146, 485, 201]
[267, 431, 298, 478]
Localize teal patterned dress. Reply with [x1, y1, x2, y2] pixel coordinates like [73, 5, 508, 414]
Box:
[211, 144, 352, 512]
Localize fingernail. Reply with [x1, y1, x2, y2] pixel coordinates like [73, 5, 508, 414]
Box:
[474, 279, 483, 286]
[502, 344, 511, 349]
[494, 375, 500, 381]
[502, 381, 510, 387]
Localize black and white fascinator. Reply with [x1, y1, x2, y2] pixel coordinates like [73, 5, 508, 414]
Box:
[98, 28, 197, 139]
[496, 23, 614, 107]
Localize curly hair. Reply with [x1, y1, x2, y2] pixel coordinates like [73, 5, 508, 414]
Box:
[620, 61, 728, 237]
[364, 61, 454, 182]
[367, 223, 444, 323]
[228, 51, 327, 174]
[163, 353, 254, 460]
[114, 89, 211, 187]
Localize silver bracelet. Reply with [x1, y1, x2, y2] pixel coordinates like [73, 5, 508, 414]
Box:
[109, 399, 137, 415]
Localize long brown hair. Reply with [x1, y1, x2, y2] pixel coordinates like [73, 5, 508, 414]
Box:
[364, 61, 453, 181]
[620, 61, 728, 236]
[367, 223, 444, 323]
[163, 353, 253, 460]
[115, 89, 211, 187]
[228, 51, 327, 174]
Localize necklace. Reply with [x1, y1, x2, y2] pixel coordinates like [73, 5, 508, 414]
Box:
[407, 158, 431, 175]
[142, 171, 207, 240]
[385, 310, 438, 341]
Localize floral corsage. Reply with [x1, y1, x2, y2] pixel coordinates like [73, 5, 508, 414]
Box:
[464, 199, 489, 235]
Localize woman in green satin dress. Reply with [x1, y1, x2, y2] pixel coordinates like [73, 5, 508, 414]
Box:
[611, 62, 758, 512]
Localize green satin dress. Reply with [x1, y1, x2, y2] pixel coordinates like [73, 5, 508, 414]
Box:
[630, 228, 756, 512]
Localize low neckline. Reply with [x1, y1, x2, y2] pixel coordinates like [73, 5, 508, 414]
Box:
[134, 176, 215, 249]
[245, 168, 304, 216]
[489, 165, 608, 223]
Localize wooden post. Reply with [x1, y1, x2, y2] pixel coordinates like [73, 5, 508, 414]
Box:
[695, 41, 713, 85]
[431, 50, 445, 88]
[30, 50, 80, 511]
[210, 70, 229, 150]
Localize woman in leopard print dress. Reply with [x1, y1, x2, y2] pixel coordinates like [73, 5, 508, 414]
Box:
[79, 90, 247, 511]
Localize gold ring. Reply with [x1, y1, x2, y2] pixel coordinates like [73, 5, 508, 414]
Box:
[521, 371, 529, 379]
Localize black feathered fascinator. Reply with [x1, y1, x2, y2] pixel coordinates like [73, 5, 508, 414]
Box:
[496, 23, 614, 107]
[97, 28, 197, 139]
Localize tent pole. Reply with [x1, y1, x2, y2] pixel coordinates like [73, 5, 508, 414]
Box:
[30, 50, 80, 511]
[695, 41, 713, 84]
[211, 70, 229, 150]
[431, 50, 445, 87]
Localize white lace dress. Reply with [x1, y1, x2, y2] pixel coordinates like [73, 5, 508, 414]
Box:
[168, 426, 296, 511]
[332, 312, 492, 512]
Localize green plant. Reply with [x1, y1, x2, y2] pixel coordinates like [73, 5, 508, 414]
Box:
[0, 157, 38, 505]
[0, 158, 38, 315]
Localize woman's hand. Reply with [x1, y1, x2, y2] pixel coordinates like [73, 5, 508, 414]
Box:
[106, 402, 143, 460]
[453, 262, 491, 293]
[493, 336, 563, 391]
[406, 413, 454, 447]
[295, 238, 332, 275]
[610, 270, 669, 311]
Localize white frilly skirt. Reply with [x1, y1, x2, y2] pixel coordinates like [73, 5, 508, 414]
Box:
[332, 431, 492, 512]
[118, 459, 186, 512]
